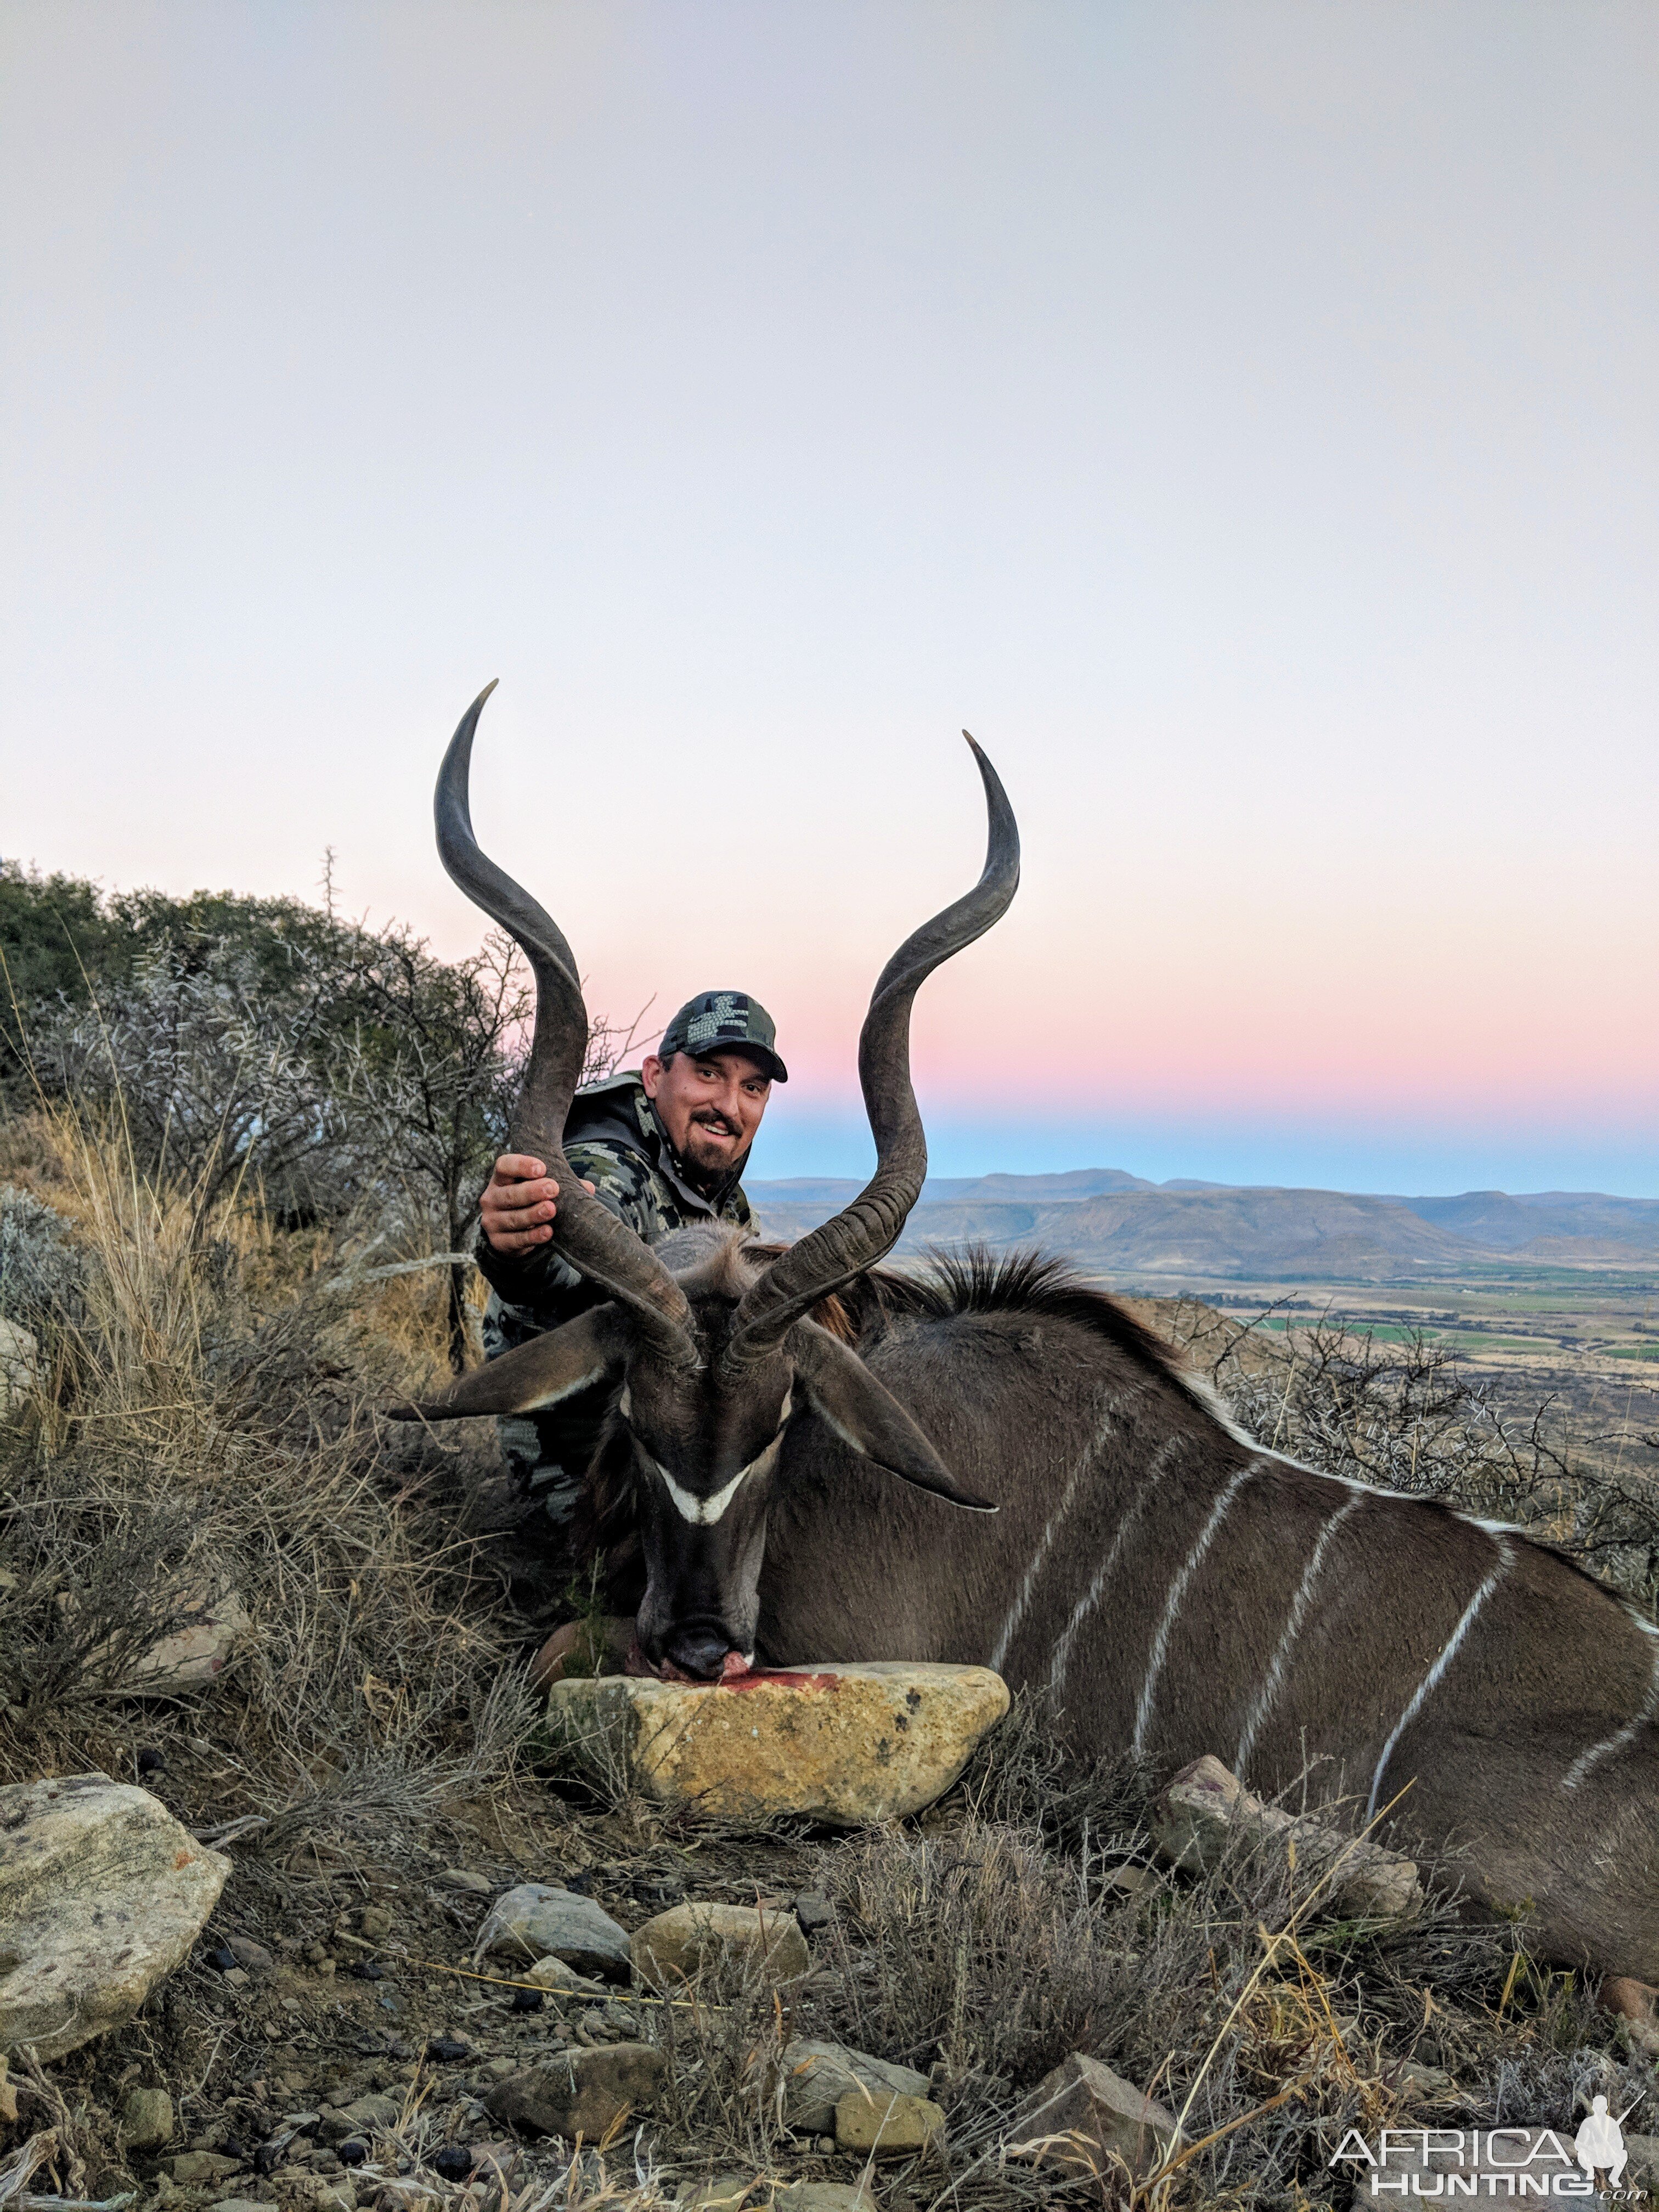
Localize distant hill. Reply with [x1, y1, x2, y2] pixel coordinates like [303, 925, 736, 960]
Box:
[747, 1169, 1659, 1280]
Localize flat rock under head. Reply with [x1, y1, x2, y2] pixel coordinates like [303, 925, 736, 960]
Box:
[0, 1772, 230, 2061]
[548, 1662, 1009, 1826]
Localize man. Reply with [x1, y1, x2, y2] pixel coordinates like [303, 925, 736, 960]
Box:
[475, 989, 786, 1549]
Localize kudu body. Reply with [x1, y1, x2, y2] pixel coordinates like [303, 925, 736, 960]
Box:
[407, 685, 1659, 1982]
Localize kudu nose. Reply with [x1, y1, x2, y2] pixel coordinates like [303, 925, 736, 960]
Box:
[663, 1627, 739, 1682]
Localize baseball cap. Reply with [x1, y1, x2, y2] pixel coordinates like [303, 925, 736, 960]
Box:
[659, 991, 788, 1082]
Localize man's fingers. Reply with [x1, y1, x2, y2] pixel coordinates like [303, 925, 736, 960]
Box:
[490, 1177, 560, 1210]
[494, 1154, 549, 1182]
[495, 1224, 555, 1251]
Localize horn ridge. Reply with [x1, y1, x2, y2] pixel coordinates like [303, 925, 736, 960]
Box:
[724, 732, 1019, 1368]
[434, 686, 698, 1364]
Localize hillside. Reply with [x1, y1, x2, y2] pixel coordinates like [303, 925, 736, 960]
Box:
[749, 1171, 1659, 1280]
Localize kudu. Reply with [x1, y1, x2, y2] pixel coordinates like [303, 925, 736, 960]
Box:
[406, 684, 1659, 1983]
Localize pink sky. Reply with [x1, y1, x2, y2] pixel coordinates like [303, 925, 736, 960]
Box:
[3, 3, 1655, 1192]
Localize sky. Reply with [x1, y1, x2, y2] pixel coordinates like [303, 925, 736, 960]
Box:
[3, 2, 1656, 1195]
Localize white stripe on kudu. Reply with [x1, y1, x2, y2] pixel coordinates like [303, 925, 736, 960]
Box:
[1562, 1630, 1659, 1793]
[989, 1390, 1126, 1673]
[1366, 1537, 1513, 1821]
[1233, 1489, 1368, 1779]
[1131, 1458, 1262, 1759]
[1047, 1431, 1188, 1698]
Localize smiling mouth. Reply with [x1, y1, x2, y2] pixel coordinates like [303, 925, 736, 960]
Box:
[691, 1119, 737, 1142]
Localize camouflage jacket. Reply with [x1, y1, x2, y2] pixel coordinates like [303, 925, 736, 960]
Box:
[476, 1070, 755, 1335]
[476, 1073, 757, 1509]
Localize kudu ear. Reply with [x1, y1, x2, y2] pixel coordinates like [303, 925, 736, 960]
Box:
[387, 1305, 629, 1421]
[789, 1323, 997, 1513]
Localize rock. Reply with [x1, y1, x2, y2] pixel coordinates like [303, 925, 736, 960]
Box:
[780, 2038, 931, 2134]
[1103, 1863, 1158, 1898]
[437, 1868, 492, 1895]
[482, 2042, 668, 2137]
[339, 2092, 401, 2132]
[225, 1935, 274, 1971]
[524, 1954, 604, 1994]
[356, 1906, 392, 1944]
[170, 2150, 245, 2184]
[1599, 1977, 1659, 2053]
[473, 1883, 632, 1983]
[1624, 2135, 1659, 2193]
[633, 1903, 809, 1990]
[97, 1589, 252, 1696]
[776, 2188, 875, 2212]
[0, 1771, 231, 2059]
[1152, 1754, 1423, 1919]
[120, 2084, 176, 2148]
[550, 1662, 1008, 1827]
[792, 1890, 833, 1933]
[1392, 2059, 1454, 2098]
[1007, 2053, 1183, 2180]
[0, 1317, 39, 1413]
[834, 2089, 946, 2156]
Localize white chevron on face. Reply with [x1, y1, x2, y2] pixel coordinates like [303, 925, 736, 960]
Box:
[648, 1433, 783, 1527]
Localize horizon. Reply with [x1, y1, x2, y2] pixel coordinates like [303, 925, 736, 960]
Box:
[5, 4, 1655, 1199]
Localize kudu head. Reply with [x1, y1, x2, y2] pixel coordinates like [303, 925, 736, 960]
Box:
[396, 683, 1019, 1679]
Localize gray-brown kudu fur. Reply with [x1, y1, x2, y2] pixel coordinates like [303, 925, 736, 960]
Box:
[404, 684, 1659, 1981]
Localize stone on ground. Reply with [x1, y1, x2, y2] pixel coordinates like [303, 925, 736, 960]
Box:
[776, 2187, 875, 2212]
[126, 1588, 251, 1694]
[780, 2038, 930, 2134]
[472, 1882, 632, 1982]
[834, 2089, 946, 2155]
[549, 1661, 1008, 1826]
[483, 2042, 668, 2138]
[119, 2084, 176, 2148]
[0, 1771, 230, 2061]
[523, 1954, 604, 1993]
[633, 1902, 809, 1990]
[1008, 2053, 1183, 2180]
[170, 2151, 245, 2185]
[0, 1318, 38, 1414]
[1152, 1754, 1423, 1918]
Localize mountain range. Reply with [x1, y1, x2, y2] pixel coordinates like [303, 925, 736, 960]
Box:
[747, 1171, 1659, 1282]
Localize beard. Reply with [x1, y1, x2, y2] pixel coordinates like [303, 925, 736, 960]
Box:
[681, 1113, 747, 1178]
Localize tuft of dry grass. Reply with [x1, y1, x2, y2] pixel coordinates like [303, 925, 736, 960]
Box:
[0, 1102, 537, 1848]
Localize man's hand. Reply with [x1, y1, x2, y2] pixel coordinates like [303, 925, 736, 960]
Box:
[479, 1155, 595, 1256]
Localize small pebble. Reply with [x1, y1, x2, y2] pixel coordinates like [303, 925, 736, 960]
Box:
[510, 1988, 542, 2013]
[253, 2146, 281, 2176]
[432, 2147, 473, 2182]
[427, 2037, 470, 2063]
[352, 1960, 385, 1982]
[793, 1889, 833, 1933]
[336, 2140, 369, 2168]
[207, 1945, 238, 1973]
[136, 1747, 166, 1774]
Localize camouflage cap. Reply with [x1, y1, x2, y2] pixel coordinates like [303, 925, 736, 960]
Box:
[659, 991, 788, 1083]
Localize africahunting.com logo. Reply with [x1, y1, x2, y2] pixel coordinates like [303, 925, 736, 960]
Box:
[1331, 2097, 1643, 2197]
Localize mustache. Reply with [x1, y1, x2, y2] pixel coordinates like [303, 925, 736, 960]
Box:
[690, 1110, 739, 1136]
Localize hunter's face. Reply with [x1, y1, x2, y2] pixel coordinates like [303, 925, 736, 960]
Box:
[642, 1048, 772, 1175]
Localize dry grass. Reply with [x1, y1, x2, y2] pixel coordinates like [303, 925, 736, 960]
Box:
[0, 1102, 537, 1848]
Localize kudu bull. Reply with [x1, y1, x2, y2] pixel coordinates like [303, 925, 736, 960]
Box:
[405, 683, 1659, 1983]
